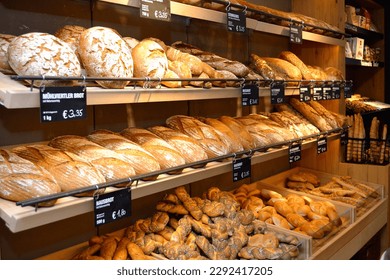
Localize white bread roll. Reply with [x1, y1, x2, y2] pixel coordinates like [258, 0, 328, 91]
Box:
[0, 33, 16, 74]
[7, 32, 81, 86]
[78, 26, 133, 89]
[132, 38, 168, 87]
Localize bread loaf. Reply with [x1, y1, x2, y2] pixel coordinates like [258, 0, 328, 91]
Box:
[54, 25, 86, 62]
[122, 36, 139, 50]
[168, 60, 192, 86]
[12, 144, 106, 195]
[147, 125, 208, 164]
[49, 135, 136, 181]
[324, 66, 344, 80]
[78, 26, 133, 89]
[132, 38, 168, 87]
[218, 116, 256, 150]
[0, 149, 61, 206]
[279, 51, 312, 80]
[161, 69, 181, 88]
[166, 46, 203, 76]
[307, 101, 340, 129]
[307, 65, 328, 81]
[249, 54, 276, 80]
[166, 115, 231, 158]
[0, 33, 16, 74]
[87, 131, 161, 178]
[120, 127, 186, 172]
[7, 32, 81, 86]
[260, 57, 303, 82]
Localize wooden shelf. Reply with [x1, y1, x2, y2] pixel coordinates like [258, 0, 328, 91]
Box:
[0, 133, 340, 233]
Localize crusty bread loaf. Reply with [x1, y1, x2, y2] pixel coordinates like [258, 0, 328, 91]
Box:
[161, 69, 181, 88]
[7, 32, 81, 86]
[120, 127, 186, 172]
[260, 57, 303, 82]
[307, 101, 340, 129]
[54, 25, 86, 61]
[87, 131, 161, 177]
[12, 144, 106, 195]
[0, 33, 16, 74]
[166, 115, 231, 158]
[279, 51, 312, 80]
[78, 26, 133, 89]
[148, 125, 208, 164]
[289, 98, 333, 132]
[198, 117, 244, 153]
[0, 149, 61, 206]
[49, 135, 136, 181]
[307, 65, 328, 81]
[168, 60, 192, 86]
[122, 36, 139, 50]
[132, 38, 168, 87]
[166, 46, 204, 76]
[250, 54, 276, 80]
[218, 115, 256, 150]
[324, 66, 344, 81]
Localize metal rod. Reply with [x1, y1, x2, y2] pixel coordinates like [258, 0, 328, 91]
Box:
[15, 127, 344, 207]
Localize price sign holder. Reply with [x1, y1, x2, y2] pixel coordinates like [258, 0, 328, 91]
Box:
[227, 8, 246, 33]
[232, 156, 251, 182]
[331, 84, 341, 99]
[340, 128, 348, 146]
[344, 82, 353, 98]
[140, 0, 171, 22]
[312, 85, 323, 101]
[241, 84, 259, 106]
[289, 142, 302, 163]
[94, 188, 132, 227]
[40, 86, 87, 123]
[299, 85, 311, 102]
[317, 135, 328, 154]
[290, 22, 303, 44]
[323, 84, 332, 100]
[270, 82, 285, 104]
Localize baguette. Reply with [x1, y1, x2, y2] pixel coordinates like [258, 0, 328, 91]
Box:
[218, 116, 256, 150]
[279, 51, 312, 80]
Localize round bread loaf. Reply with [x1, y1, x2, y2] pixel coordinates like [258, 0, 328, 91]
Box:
[0, 33, 16, 74]
[54, 25, 86, 63]
[123, 36, 139, 50]
[132, 38, 168, 87]
[78, 26, 133, 89]
[7, 32, 81, 86]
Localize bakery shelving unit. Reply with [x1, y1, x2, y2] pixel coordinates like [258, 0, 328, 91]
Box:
[0, 0, 387, 260]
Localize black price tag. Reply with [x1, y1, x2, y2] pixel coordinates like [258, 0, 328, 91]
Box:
[233, 156, 251, 182]
[340, 129, 348, 145]
[40, 86, 87, 122]
[299, 85, 311, 102]
[241, 84, 259, 106]
[344, 83, 352, 98]
[312, 86, 323, 101]
[140, 0, 171, 22]
[317, 136, 328, 154]
[332, 85, 341, 99]
[290, 23, 302, 44]
[289, 143, 301, 163]
[270, 83, 285, 104]
[323, 86, 332, 100]
[94, 188, 132, 227]
[227, 10, 246, 33]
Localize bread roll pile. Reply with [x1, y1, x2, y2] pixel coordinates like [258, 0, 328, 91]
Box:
[73, 185, 302, 260]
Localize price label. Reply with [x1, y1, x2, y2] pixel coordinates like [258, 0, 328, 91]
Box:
[317, 136, 328, 154]
[299, 85, 311, 102]
[344, 83, 352, 98]
[140, 0, 171, 22]
[227, 10, 246, 33]
[270, 82, 285, 104]
[290, 23, 302, 44]
[332, 85, 341, 99]
[94, 188, 132, 227]
[289, 143, 301, 163]
[241, 84, 259, 106]
[340, 129, 348, 145]
[233, 156, 251, 182]
[40, 86, 87, 123]
[323, 86, 332, 100]
[313, 86, 323, 101]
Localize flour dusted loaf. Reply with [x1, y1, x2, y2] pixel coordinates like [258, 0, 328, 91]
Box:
[132, 38, 168, 87]
[54, 25, 86, 62]
[78, 26, 133, 89]
[49, 135, 136, 182]
[148, 125, 208, 164]
[166, 115, 231, 158]
[0, 149, 61, 206]
[87, 130, 161, 178]
[0, 33, 16, 74]
[120, 127, 186, 172]
[7, 32, 82, 86]
[12, 144, 106, 196]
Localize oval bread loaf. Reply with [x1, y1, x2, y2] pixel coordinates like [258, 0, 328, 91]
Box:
[0, 33, 16, 74]
[54, 25, 86, 63]
[78, 26, 133, 89]
[7, 32, 82, 86]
